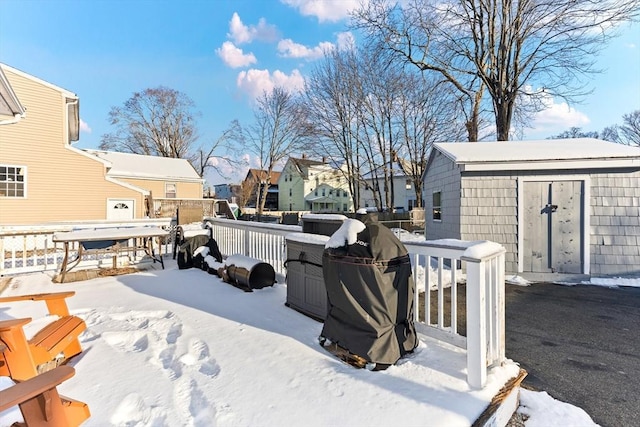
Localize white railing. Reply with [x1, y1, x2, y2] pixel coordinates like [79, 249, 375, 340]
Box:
[205, 217, 301, 276]
[1, 217, 505, 388]
[205, 217, 505, 388]
[402, 239, 506, 389]
[0, 219, 172, 275]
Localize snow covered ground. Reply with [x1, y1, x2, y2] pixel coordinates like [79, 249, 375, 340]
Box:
[0, 262, 616, 426]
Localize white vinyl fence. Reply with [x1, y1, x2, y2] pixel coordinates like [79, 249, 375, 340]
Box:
[1, 216, 505, 388]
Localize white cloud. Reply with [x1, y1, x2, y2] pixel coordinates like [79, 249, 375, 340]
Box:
[277, 38, 334, 60]
[280, 0, 364, 23]
[533, 97, 590, 129]
[528, 94, 591, 135]
[80, 119, 91, 133]
[216, 41, 257, 68]
[227, 12, 278, 45]
[236, 69, 305, 100]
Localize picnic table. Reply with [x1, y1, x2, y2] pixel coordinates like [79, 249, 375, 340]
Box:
[52, 226, 169, 283]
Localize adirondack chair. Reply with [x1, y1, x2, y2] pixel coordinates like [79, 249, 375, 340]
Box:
[0, 292, 86, 381]
[0, 365, 90, 426]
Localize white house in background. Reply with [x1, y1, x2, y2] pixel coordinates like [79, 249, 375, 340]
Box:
[423, 138, 640, 278]
[278, 156, 354, 213]
[359, 161, 422, 212]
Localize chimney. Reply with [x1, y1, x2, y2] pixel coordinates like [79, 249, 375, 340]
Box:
[302, 153, 307, 159]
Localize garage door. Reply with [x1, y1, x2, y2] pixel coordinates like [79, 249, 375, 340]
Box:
[107, 199, 134, 221]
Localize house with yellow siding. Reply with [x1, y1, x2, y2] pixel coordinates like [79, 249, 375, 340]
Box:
[0, 63, 202, 225]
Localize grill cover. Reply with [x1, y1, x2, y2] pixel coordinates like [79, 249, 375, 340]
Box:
[321, 219, 418, 365]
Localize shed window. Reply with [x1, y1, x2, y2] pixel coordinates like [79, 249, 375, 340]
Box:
[0, 165, 26, 198]
[165, 183, 177, 198]
[432, 191, 442, 221]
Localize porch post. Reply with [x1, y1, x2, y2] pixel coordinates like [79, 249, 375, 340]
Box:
[465, 258, 487, 389]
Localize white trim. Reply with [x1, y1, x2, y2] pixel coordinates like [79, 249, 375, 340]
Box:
[517, 175, 590, 274]
[460, 159, 640, 172]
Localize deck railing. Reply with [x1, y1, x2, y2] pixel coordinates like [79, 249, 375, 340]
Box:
[1, 216, 505, 388]
[0, 219, 172, 275]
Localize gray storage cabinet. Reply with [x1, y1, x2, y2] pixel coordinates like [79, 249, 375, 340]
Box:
[301, 214, 347, 236]
[285, 233, 330, 321]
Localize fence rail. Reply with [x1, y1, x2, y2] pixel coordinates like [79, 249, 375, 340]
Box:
[1, 219, 172, 275]
[1, 216, 505, 388]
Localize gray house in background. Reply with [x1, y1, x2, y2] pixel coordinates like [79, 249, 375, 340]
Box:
[423, 138, 640, 278]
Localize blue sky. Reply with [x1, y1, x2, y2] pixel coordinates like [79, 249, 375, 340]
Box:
[1, 0, 638, 186]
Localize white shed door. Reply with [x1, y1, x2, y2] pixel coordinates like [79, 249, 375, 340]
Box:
[107, 199, 134, 220]
[522, 181, 583, 274]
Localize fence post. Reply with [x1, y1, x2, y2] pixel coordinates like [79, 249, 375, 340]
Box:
[465, 258, 487, 389]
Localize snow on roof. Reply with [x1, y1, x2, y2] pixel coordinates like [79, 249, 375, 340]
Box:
[85, 150, 202, 181]
[435, 138, 640, 163]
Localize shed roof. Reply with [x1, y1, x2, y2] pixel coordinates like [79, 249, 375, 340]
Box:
[433, 138, 640, 171]
[85, 150, 202, 182]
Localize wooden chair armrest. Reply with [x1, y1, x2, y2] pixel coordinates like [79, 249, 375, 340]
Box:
[0, 291, 76, 303]
[0, 365, 76, 411]
[0, 292, 75, 317]
[0, 317, 33, 332]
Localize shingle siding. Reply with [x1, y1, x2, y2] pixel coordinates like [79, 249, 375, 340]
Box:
[459, 176, 519, 272]
[589, 171, 640, 276]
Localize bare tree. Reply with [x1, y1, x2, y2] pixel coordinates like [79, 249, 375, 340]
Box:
[396, 72, 466, 207]
[548, 127, 600, 139]
[353, 0, 489, 142]
[192, 120, 246, 178]
[303, 48, 366, 209]
[100, 87, 199, 157]
[603, 110, 640, 146]
[240, 87, 312, 214]
[355, 0, 640, 141]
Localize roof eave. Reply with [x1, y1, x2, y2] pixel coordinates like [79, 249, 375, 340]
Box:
[458, 158, 640, 172]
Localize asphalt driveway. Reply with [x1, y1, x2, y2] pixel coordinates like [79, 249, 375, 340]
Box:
[505, 282, 640, 427]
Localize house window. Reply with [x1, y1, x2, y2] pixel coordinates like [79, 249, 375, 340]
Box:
[0, 165, 26, 198]
[322, 188, 326, 196]
[343, 203, 347, 211]
[165, 183, 177, 198]
[432, 191, 442, 221]
[406, 179, 412, 190]
[336, 189, 341, 197]
[289, 188, 292, 196]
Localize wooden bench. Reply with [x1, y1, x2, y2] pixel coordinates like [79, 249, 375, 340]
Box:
[0, 292, 86, 381]
[0, 365, 90, 426]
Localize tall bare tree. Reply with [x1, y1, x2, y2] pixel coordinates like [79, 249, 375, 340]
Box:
[303, 48, 366, 209]
[240, 87, 312, 214]
[100, 87, 199, 157]
[355, 0, 640, 141]
[354, 0, 489, 142]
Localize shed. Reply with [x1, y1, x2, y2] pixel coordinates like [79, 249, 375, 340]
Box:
[423, 138, 640, 279]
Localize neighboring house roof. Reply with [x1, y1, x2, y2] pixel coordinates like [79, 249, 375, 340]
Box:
[432, 138, 640, 172]
[85, 150, 203, 182]
[245, 169, 281, 184]
[0, 65, 26, 123]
